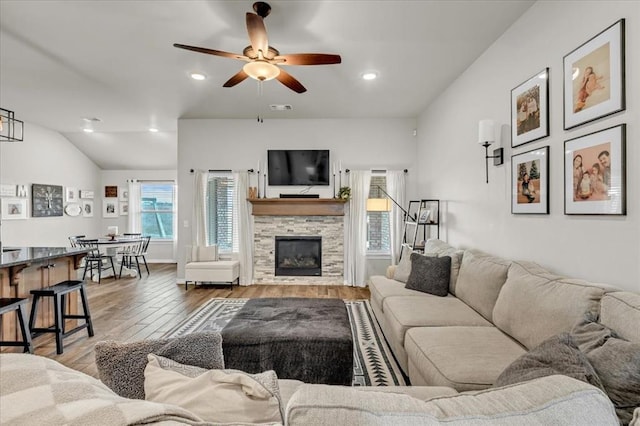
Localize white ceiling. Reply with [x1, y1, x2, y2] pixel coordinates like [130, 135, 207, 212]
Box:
[0, 0, 534, 170]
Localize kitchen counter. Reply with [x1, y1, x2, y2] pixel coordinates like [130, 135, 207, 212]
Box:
[1, 246, 90, 268]
[1, 246, 91, 344]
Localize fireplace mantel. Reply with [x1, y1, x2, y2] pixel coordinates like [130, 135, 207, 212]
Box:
[249, 198, 347, 216]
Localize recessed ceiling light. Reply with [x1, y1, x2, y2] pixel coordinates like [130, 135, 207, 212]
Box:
[190, 73, 206, 81]
[83, 128, 94, 133]
[361, 72, 378, 81]
[82, 117, 102, 122]
[149, 127, 159, 133]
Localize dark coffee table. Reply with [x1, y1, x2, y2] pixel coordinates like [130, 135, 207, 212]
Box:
[221, 297, 353, 385]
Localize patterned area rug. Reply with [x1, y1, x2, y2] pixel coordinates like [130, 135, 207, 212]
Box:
[164, 298, 406, 386]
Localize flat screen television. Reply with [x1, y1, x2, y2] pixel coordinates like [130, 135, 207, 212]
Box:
[268, 150, 330, 186]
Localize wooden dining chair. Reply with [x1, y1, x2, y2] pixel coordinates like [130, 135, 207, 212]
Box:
[76, 239, 117, 283]
[119, 236, 151, 278]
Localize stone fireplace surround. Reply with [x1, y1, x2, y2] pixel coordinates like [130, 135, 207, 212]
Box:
[251, 199, 345, 285]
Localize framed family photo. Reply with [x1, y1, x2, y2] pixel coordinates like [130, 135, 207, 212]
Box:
[82, 200, 94, 217]
[564, 124, 625, 215]
[103, 198, 119, 218]
[511, 68, 549, 148]
[511, 146, 549, 214]
[563, 19, 625, 130]
[1, 198, 28, 220]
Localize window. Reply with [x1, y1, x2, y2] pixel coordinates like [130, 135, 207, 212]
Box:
[367, 175, 391, 254]
[206, 173, 238, 253]
[140, 182, 176, 240]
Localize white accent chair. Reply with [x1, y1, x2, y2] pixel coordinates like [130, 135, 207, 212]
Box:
[184, 245, 240, 290]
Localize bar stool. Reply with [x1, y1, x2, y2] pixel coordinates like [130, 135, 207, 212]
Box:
[29, 280, 94, 354]
[0, 298, 34, 353]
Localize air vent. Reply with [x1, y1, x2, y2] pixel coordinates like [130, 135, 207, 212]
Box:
[269, 104, 293, 111]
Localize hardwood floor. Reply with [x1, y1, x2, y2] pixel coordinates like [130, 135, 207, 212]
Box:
[2, 264, 370, 378]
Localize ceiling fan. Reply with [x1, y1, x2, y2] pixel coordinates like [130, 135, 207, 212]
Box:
[174, 1, 341, 93]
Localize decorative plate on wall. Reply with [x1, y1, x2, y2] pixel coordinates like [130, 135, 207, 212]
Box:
[32, 184, 63, 217]
[64, 203, 82, 217]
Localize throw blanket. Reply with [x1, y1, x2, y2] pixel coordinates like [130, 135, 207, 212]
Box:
[0, 353, 213, 425]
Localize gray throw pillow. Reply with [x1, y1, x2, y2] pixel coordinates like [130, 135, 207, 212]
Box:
[404, 254, 450, 297]
[494, 333, 604, 390]
[572, 316, 640, 425]
[94, 332, 224, 399]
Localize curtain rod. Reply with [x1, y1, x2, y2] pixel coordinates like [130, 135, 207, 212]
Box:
[189, 169, 255, 173]
[345, 169, 408, 173]
[127, 179, 175, 182]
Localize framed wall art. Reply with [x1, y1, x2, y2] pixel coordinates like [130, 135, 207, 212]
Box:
[564, 124, 625, 215]
[511, 146, 549, 214]
[105, 185, 118, 198]
[32, 184, 64, 217]
[82, 200, 94, 217]
[80, 189, 94, 199]
[65, 187, 78, 202]
[103, 198, 119, 218]
[119, 187, 129, 202]
[511, 68, 549, 148]
[563, 19, 625, 130]
[119, 202, 129, 216]
[0, 184, 16, 197]
[1, 198, 28, 220]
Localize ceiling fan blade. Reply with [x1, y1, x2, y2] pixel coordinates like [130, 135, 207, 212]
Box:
[222, 70, 249, 87]
[173, 43, 248, 61]
[275, 53, 342, 66]
[246, 13, 269, 57]
[275, 68, 307, 93]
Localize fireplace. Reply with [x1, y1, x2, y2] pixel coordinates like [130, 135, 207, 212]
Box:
[275, 236, 322, 276]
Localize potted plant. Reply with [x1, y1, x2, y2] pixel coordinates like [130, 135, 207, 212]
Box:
[338, 186, 351, 200]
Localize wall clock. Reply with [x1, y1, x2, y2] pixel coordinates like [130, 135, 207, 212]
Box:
[32, 184, 63, 217]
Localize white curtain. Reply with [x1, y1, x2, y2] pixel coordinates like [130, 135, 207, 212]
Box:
[193, 170, 208, 247]
[386, 170, 407, 265]
[234, 171, 253, 286]
[127, 180, 141, 233]
[344, 170, 371, 287]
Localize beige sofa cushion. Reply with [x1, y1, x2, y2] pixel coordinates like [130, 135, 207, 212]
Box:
[383, 296, 492, 373]
[405, 326, 526, 391]
[493, 261, 612, 350]
[285, 375, 618, 425]
[368, 274, 432, 314]
[599, 291, 640, 342]
[454, 250, 511, 322]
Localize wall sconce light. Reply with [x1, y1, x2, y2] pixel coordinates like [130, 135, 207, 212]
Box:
[0, 108, 24, 142]
[478, 119, 503, 183]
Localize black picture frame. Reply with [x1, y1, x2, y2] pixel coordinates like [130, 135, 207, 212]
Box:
[511, 146, 549, 214]
[511, 68, 549, 148]
[564, 124, 626, 215]
[563, 19, 625, 130]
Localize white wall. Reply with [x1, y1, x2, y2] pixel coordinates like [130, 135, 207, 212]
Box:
[0, 122, 102, 247]
[100, 170, 178, 262]
[177, 118, 419, 279]
[417, 1, 639, 292]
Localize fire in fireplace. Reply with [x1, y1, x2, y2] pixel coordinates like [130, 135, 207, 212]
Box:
[275, 236, 322, 276]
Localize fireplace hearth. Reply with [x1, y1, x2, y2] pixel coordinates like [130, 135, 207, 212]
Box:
[275, 236, 322, 276]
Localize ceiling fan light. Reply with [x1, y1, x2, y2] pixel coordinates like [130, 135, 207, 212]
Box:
[243, 61, 280, 81]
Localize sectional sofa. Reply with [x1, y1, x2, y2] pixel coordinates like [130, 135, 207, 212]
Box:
[1, 238, 637, 425]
